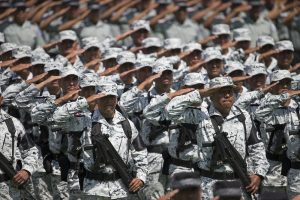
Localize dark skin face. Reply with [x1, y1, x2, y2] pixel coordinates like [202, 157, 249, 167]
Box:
[211, 87, 235, 117]
[58, 39, 78, 56]
[82, 47, 101, 63]
[249, 5, 262, 22]
[102, 58, 118, 69]
[174, 7, 188, 24]
[276, 50, 294, 70]
[131, 29, 149, 47]
[97, 95, 117, 119]
[142, 46, 161, 54]
[257, 44, 274, 54]
[235, 41, 251, 51]
[0, 51, 13, 61]
[65, 5, 79, 19]
[228, 70, 244, 89]
[119, 63, 135, 84]
[31, 64, 45, 77]
[60, 75, 80, 94]
[213, 34, 230, 47]
[14, 7, 27, 25]
[205, 59, 224, 79]
[89, 9, 100, 24]
[163, 49, 181, 57]
[271, 79, 291, 95]
[136, 66, 152, 83]
[13, 57, 31, 80]
[248, 74, 267, 91]
[155, 70, 173, 94]
[184, 50, 202, 66]
[47, 70, 60, 88]
[81, 86, 96, 110]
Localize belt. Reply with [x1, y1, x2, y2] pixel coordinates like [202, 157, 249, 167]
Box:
[85, 170, 121, 181]
[0, 174, 10, 182]
[197, 168, 238, 180]
[170, 157, 193, 168]
[291, 162, 300, 169]
[266, 152, 283, 161]
[147, 145, 167, 154]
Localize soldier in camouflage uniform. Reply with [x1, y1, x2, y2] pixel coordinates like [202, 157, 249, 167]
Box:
[255, 70, 300, 200]
[165, 76, 269, 200]
[0, 87, 39, 200]
[78, 81, 148, 200]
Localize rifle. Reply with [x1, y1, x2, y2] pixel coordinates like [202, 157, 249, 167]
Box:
[210, 117, 256, 200]
[91, 123, 138, 192]
[0, 152, 36, 200]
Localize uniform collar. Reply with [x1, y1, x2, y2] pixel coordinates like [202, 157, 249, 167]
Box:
[208, 104, 242, 121]
[93, 109, 125, 126]
[0, 109, 11, 123]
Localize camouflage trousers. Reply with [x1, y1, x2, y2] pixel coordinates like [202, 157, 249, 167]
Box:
[0, 181, 21, 200]
[287, 168, 300, 200]
[141, 152, 165, 200]
[31, 172, 52, 200]
[262, 159, 287, 187]
[78, 195, 129, 200]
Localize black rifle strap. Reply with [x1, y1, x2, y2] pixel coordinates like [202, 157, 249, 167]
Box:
[4, 118, 16, 164]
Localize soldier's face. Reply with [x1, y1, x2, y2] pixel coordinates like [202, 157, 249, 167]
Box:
[82, 47, 100, 62]
[14, 7, 27, 25]
[80, 86, 96, 98]
[31, 64, 45, 77]
[214, 34, 230, 46]
[249, 5, 262, 21]
[276, 50, 294, 69]
[97, 95, 117, 119]
[47, 70, 60, 87]
[185, 50, 202, 66]
[61, 75, 79, 93]
[89, 10, 100, 23]
[205, 59, 223, 79]
[58, 40, 78, 56]
[272, 79, 291, 95]
[136, 67, 152, 83]
[228, 70, 244, 88]
[102, 58, 117, 69]
[258, 44, 274, 54]
[132, 29, 149, 47]
[155, 70, 173, 88]
[211, 87, 235, 112]
[0, 51, 13, 61]
[142, 46, 161, 54]
[248, 74, 266, 90]
[175, 7, 187, 24]
[235, 41, 251, 51]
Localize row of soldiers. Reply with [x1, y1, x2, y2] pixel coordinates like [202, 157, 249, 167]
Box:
[0, 0, 300, 61]
[0, 0, 300, 200]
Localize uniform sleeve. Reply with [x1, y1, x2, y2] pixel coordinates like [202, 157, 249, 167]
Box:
[165, 90, 202, 123]
[129, 120, 148, 183]
[31, 100, 57, 125]
[0, 68, 14, 88]
[143, 94, 170, 125]
[244, 109, 269, 177]
[234, 90, 264, 110]
[14, 119, 38, 175]
[119, 86, 146, 115]
[14, 84, 40, 109]
[2, 81, 29, 105]
[254, 93, 290, 123]
[52, 98, 89, 124]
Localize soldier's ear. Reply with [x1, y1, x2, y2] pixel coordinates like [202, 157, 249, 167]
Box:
[0, 96, 3, 107]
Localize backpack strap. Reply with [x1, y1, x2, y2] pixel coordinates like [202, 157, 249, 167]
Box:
[4, 118, 16, 164]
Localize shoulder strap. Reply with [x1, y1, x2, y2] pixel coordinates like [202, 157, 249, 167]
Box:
[116, 105, 132, 140]
[4, 118, 16, 163]
[235, 106, 246, 133]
